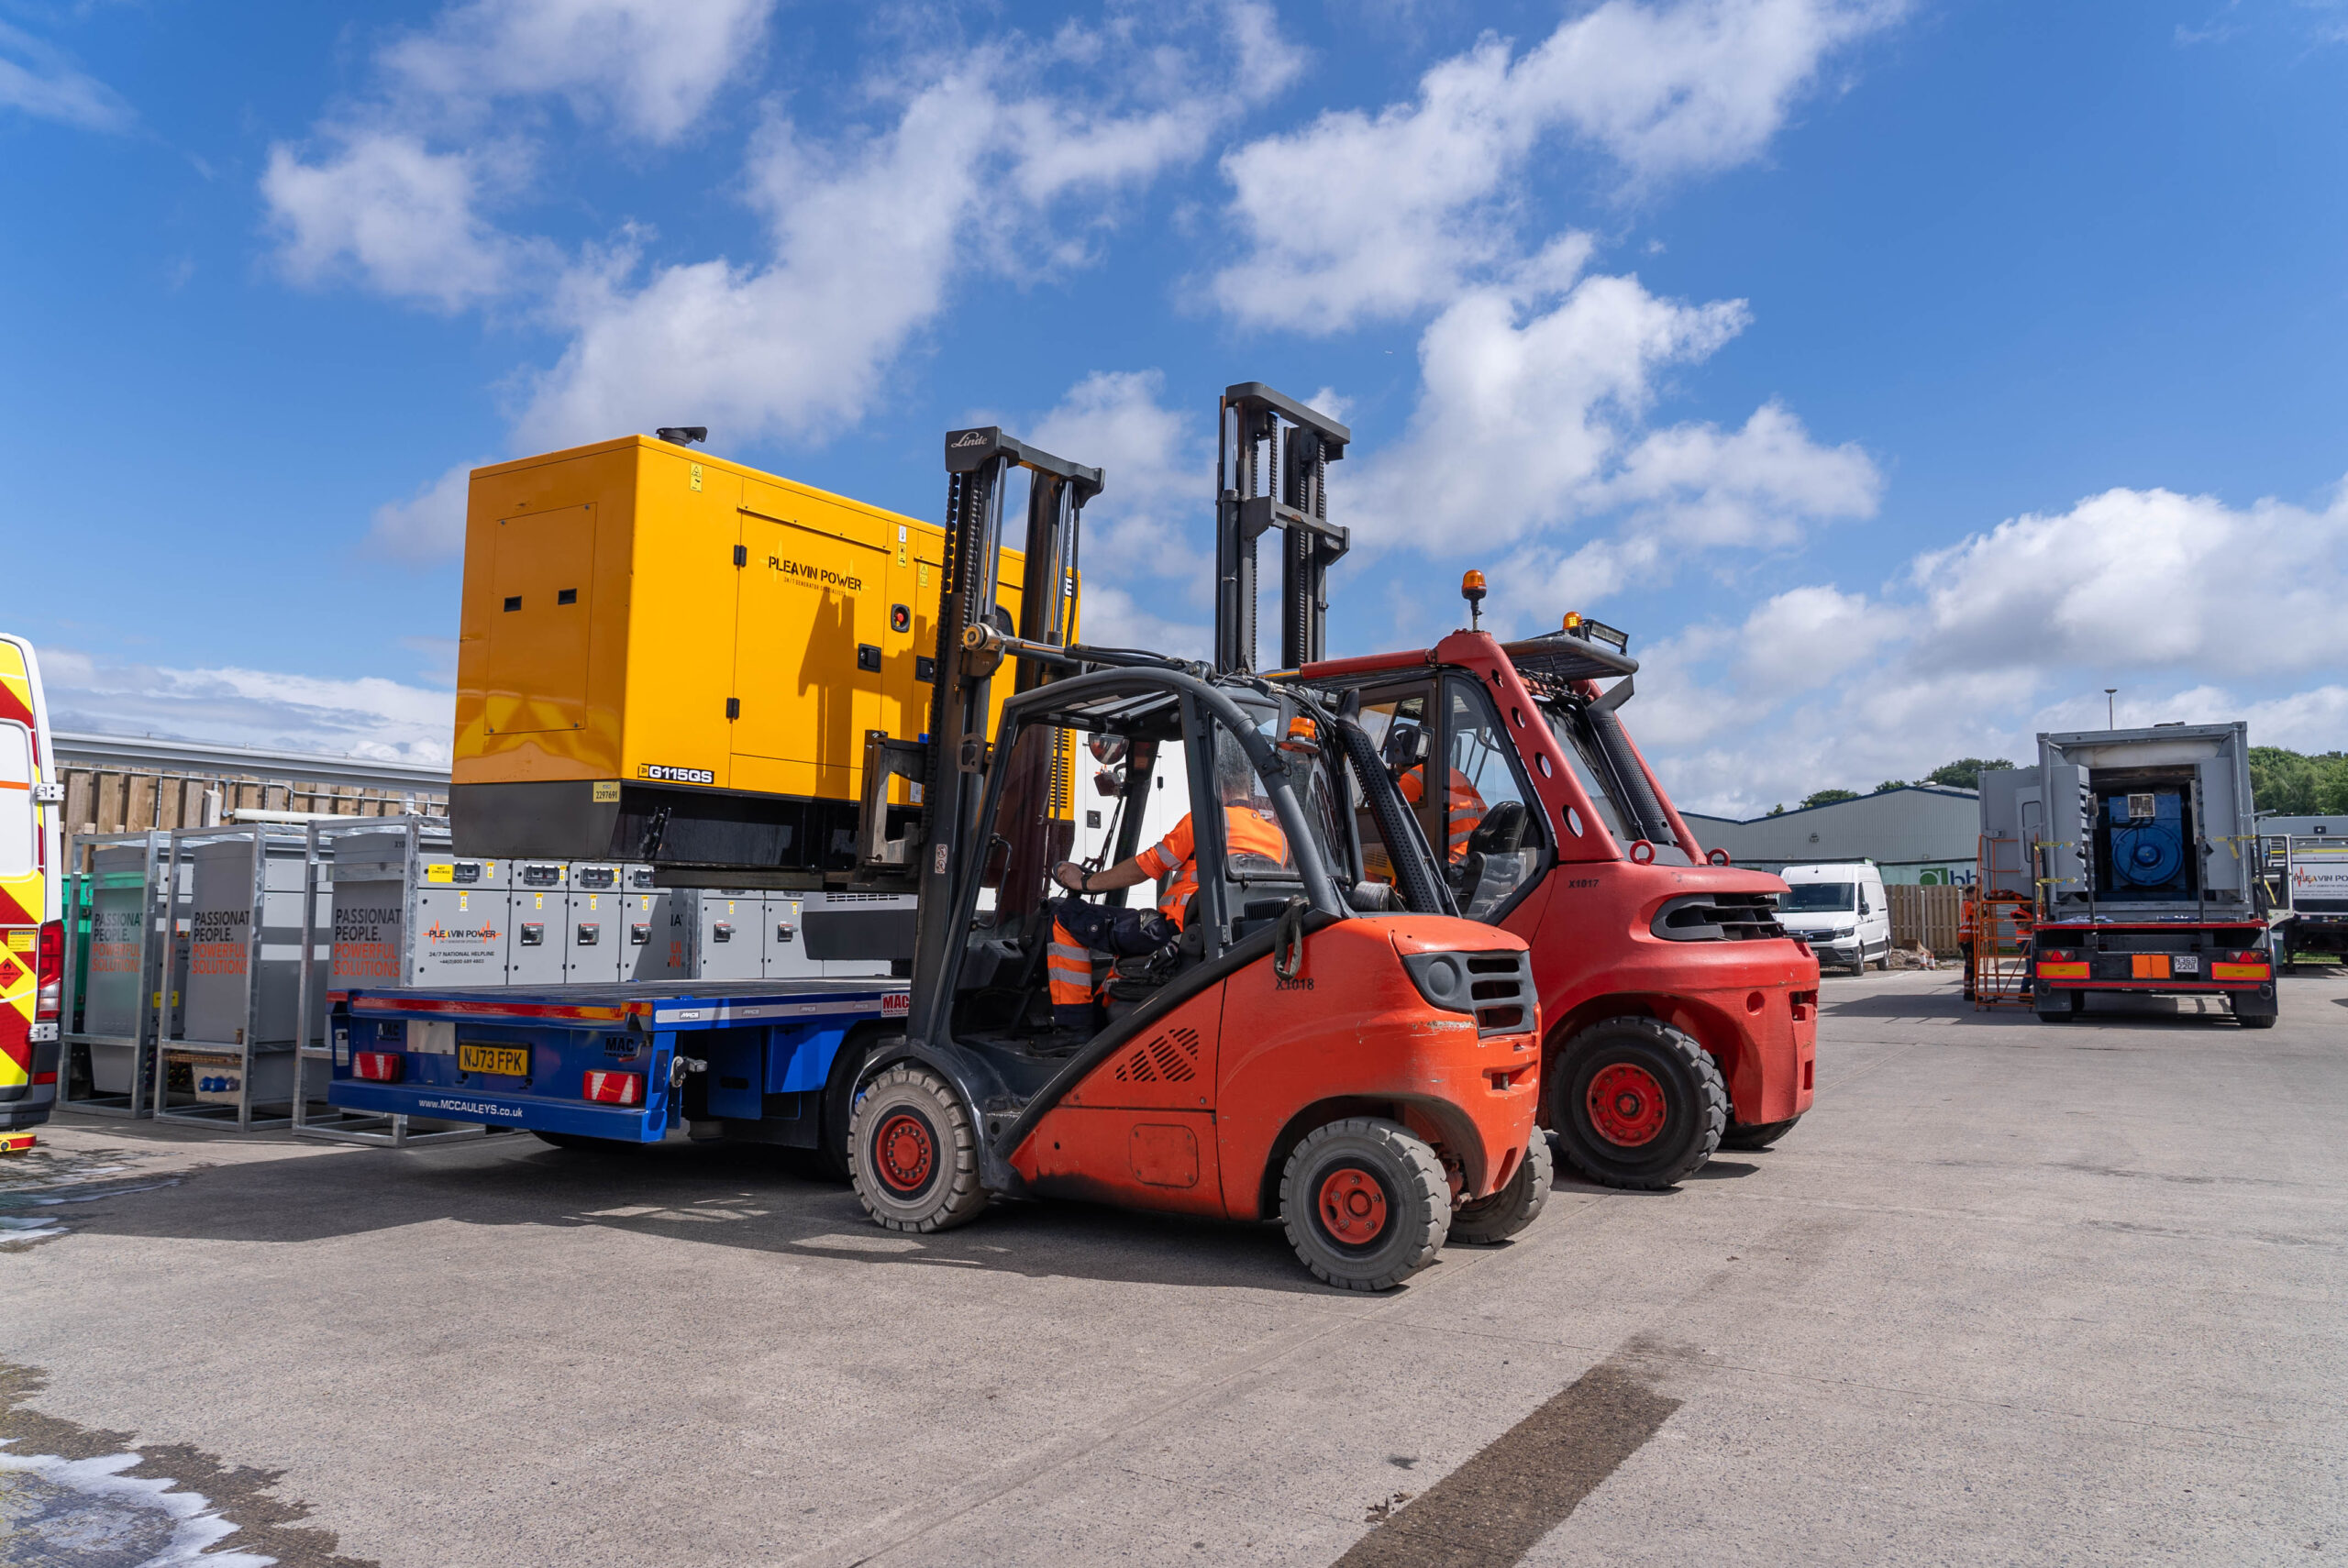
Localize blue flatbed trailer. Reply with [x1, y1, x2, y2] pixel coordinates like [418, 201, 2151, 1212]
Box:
[326, 978, 911, 1151]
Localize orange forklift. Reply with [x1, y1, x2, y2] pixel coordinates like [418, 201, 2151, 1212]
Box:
[842, 427, 1548, 1289]
[1213, 382, 1819, 1189]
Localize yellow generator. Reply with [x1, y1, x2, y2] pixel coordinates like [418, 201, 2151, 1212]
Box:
[451, 435, 1055, 876]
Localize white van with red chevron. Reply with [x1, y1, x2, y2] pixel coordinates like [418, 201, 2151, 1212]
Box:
[0, 633, 64, 1133]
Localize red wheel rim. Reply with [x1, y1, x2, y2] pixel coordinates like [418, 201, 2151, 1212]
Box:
[875, 1111, 936, 1195]
[1588, 1062, 1667, 1147]
[1316, 1166, 1388, 1245]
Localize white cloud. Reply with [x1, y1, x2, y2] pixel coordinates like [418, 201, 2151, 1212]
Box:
[271, 2, 1301, 526]
[1344, 244, 1743, 547]
[262, 135, 538, 308]
[1910, 483, 2348, 679]
[519, 27, 1275, 449]
[41, 653, 455, 766]
[1332, 246, 1877, 615]
[1029, 370, 1212, 604]
[1618, 479, 2348, 815]
[984, 369, 1216, 657]
[366, 460, 482, 562]
[380, 0, 776, 145]
[0, 21, 133, 133]
[1211, 0, 1903, 329]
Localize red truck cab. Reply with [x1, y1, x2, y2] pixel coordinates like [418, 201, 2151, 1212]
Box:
[1299, 619, 1818, 1187]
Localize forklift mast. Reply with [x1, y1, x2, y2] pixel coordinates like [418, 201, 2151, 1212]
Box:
[900, 427, 1102, 1039]
[1214, 383, 1352, 674]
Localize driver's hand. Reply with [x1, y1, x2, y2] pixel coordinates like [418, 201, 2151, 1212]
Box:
[1052, 861, 1086, 891]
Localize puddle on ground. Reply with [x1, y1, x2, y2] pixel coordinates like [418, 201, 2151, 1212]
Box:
[0, 1449, 272, 1565]
[0, 1364, 372, 1567]
[0, 1146, 183, 1252]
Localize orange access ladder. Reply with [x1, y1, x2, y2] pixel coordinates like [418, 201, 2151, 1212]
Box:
[1972, 834, 2034, 1010]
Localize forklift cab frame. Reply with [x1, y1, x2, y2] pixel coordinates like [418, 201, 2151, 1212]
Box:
[888, 663, 1443, 1195]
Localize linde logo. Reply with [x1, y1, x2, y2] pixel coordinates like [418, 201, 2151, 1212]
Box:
[770, 556, 863, 593]
[949, 430, 989, 447]
[640, 764, 715, 784]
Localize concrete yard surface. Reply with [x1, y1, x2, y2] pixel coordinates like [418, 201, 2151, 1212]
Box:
[4, 966, 2343, 1566]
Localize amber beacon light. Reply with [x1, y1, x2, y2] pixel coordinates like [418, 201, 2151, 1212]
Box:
[1460, 569, 1487, 630]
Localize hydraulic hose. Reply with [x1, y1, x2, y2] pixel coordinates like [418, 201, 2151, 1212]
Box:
[1586, 707, 1674, 847]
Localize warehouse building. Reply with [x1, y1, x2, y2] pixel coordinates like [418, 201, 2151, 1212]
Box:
[1685, 785, 1981, 886]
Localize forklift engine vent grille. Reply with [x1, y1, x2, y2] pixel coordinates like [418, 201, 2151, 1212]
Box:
[1464, 952, 1532, 1037]
[1652, 893, 1786, 944]
[1113, 1026, 1201, 1085]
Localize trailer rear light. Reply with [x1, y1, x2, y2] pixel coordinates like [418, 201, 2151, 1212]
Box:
[582, 1070, 643, 1106]
[352, 1052, 404, 1082]
[33, 921, 63, 1021]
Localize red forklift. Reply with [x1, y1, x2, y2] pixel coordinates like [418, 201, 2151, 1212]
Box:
[1214, 383, 1819, 1189]
[843, 426, 1547, 1289]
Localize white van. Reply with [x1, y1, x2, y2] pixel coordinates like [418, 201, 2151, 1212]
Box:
[1775, 861, 1891, 975]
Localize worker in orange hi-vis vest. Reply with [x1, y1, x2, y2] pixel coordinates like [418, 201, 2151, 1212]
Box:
[1398, 763, 1487, 863]
[1045, 735, 1289, 1033]
[1385, 721, 1487, 863]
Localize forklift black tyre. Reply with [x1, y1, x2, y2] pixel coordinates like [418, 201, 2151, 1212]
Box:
[1718, 1113, 1804, 1151]
[818, 1033, 889, 1182]
[1279, 1118, 1450, 1291]
[849, 1065, 989, 1233]
[1447, 1131, 1552, 1247]
[1549, 1016, 1727, 1190]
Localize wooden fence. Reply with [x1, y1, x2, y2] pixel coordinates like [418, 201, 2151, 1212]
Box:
[61, 766, 446, 839]
[1888, 884, 1964, 955]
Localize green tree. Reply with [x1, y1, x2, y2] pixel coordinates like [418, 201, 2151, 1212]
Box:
[2319, 756, 2348, 814]
[1875, 779, 1908, 793]
[1767, 803, 1786, 816]
[2249, 746, 2325, 815]
[1927, 757, 2016, 790]
[1800, 788, 1860, 809]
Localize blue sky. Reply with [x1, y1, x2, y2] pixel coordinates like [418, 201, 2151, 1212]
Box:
[3, 0, 2344, 813]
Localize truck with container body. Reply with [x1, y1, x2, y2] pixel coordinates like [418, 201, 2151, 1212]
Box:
[2259, 817, 2348, 966]
[1203, 383, 1817, 1188]
[319, 434, 1033, 1164]
[1980, 723, 2277, 1026]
